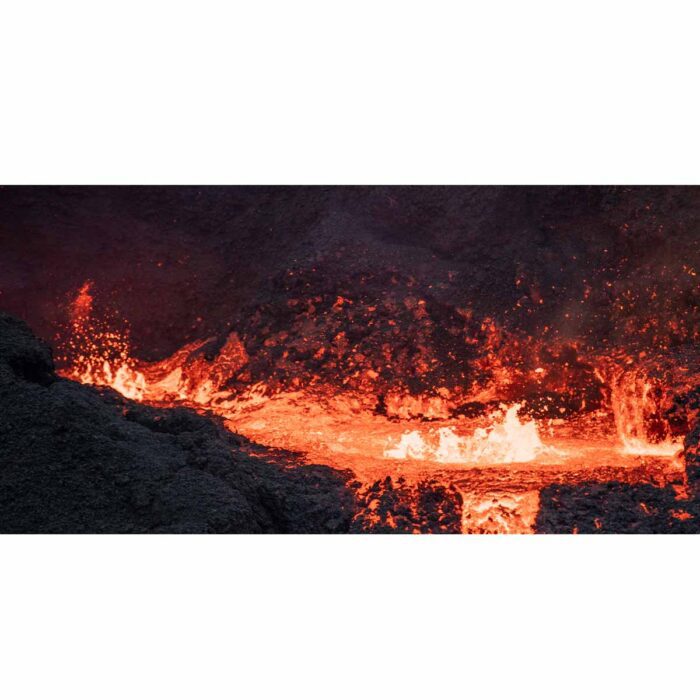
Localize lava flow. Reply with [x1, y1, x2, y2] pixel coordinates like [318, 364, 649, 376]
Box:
[56, 281, 691, 533]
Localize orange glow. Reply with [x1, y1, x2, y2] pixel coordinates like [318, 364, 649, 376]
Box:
[60, 280, 148, 400]
[57, 281, 692, 533]
[609, 365, 682, 456]
[383, 404, 549, 465]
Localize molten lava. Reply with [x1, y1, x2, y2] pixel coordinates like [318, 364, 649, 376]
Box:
[57, 282, 690, 533]
[609, 367, 681, 456]
[60, 280, 148, 401]
[383, 404, 548, 464]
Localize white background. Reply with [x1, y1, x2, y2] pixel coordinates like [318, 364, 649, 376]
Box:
[1, 2, 699, 698]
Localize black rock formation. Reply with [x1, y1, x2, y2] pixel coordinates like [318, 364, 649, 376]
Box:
[0, 313, 357, 533]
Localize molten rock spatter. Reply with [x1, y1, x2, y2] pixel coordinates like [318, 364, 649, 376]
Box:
[600, 345, 700, 458]
[58, 282, 251, 405]
[383, 404, 546, 465]
[128, 332, 249, 405]
[58, 280, 148, 400]
[608, 364, 682, 456]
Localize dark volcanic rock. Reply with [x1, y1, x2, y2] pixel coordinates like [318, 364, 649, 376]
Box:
[0, 313, 356, 533]
[535, 481, 700, 534]
[0, 314, 55, 386]
[535, 465, 700, 534]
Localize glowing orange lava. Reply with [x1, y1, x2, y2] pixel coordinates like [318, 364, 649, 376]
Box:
[57, 282, 689, 533]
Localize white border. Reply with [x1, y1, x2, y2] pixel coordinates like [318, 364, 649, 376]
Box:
[1, 1, 699, 184]
[0, 536, 698, 699]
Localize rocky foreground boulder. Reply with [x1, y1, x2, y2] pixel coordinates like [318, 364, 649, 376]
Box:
[0, 313, 357, 533]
